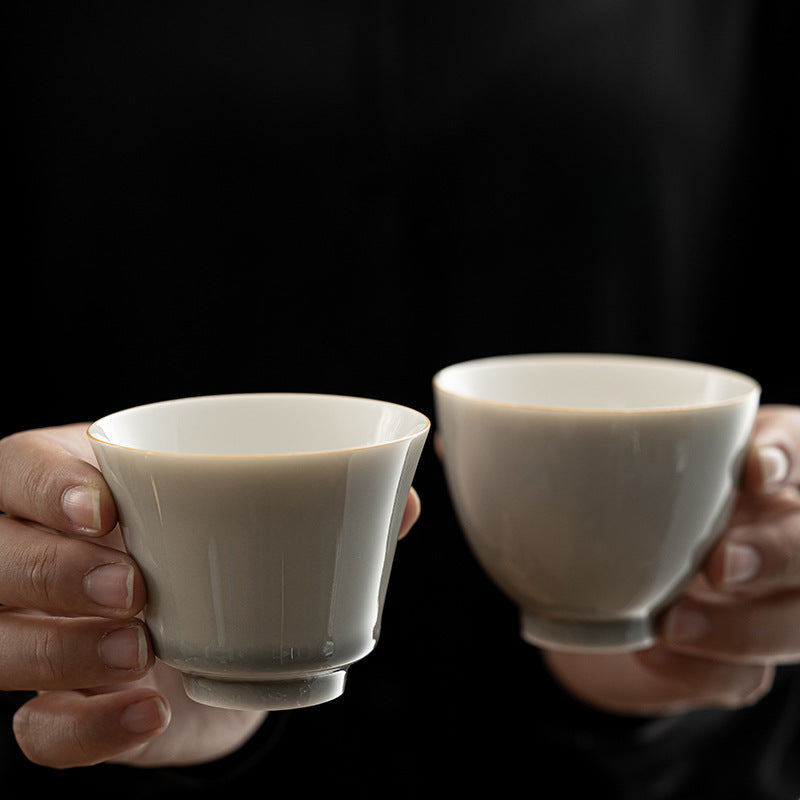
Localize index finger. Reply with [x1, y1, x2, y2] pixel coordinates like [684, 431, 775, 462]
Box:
[743, 405, 800, 494]
[0, 425, 117, 536]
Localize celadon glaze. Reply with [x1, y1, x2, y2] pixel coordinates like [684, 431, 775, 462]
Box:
[89, 394, 429, 709]
[434, 354, 760, 652]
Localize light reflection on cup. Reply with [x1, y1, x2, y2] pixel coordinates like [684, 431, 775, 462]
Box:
[89, 393, 429, 709]
[434, 354, 759, 652]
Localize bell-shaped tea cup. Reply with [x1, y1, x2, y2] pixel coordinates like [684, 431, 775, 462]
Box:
[89, 393, 429, 709]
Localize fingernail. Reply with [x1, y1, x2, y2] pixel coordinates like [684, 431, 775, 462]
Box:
[120, 697, 169, 734]
[723, 543, 761, 587]
[62, 485, 102, 533]
[665, 605, 709, 643]
[757, 445, 790, 492]
[99, 626, 148, 670]
[84, 563, 134, 611]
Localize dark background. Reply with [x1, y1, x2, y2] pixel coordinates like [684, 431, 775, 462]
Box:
[4, 1, 799, 797]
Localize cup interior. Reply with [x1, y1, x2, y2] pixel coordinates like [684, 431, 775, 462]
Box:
[433, 354, 759, 411]
[88, 394, 430, 456]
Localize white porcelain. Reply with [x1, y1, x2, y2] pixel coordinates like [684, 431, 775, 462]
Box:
[89, 394, 429, 709]
[433, 354, 760, 652]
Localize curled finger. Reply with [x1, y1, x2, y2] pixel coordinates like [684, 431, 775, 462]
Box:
[663, 593, 800, 664]
[0, 612, 154, 691]
[13, 688, 170, 768]
[744, 405, 800, 494]
[543, 649, 771, 716]
[398, 487, 421, 539]
[0, 515, 145, 618]
[635, 647, 773, 712]
[0, 426, 116, 536]
[705, 501, 800, 597]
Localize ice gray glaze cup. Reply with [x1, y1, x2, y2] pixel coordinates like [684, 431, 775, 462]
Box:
[433, 354, 760, 652]
[88, 394, 429, 709]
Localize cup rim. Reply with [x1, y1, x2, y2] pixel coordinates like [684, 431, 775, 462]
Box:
[432, 353, 761, 414]
[87, 393, 431, 458]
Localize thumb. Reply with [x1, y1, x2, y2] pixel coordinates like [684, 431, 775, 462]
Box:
[744, 405, 800, 494]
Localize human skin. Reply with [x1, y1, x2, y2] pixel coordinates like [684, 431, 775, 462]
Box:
[0, 424, 421, 768]
[542, 405, 800, 715]
[2, 406, 799, 766]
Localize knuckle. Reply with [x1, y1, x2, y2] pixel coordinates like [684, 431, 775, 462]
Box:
[61, 716, 91, 767]
[764, 518, 800, 585]
[0, 432, 50, 517]
[25, 462, 64, 522]
[0, 430, 84, 528]
[0, 428, 112, 535]
[21, 539, 62, 608]
[0, 432, 24, 513]
[32, 624, 69, 686]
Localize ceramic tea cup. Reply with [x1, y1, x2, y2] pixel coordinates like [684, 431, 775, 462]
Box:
[88, 393, 429, 709]
[433, 354, 760, 652]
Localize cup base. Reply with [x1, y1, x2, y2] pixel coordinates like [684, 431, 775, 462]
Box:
[181, 668, 348, 710]
[520, 612, 655, 652]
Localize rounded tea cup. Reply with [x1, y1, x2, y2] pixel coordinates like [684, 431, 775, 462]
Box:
[433, 354, 760, 651]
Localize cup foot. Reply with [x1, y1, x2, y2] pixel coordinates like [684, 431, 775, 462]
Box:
[520, 612, 655, 652]
[181, 668, 347, 710]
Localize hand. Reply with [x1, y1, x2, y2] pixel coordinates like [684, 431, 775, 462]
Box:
[543, 405, 800, 715]
[0, 424, 422, 768]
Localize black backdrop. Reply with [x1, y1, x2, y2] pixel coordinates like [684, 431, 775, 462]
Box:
[4, 1, 799, 797]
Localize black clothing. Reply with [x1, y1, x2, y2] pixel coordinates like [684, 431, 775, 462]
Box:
[4, 1, 799, 797]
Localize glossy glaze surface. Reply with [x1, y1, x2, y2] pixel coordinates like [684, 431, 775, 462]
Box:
[89, 394, 429, 708]
[434, 354, 760, 651]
